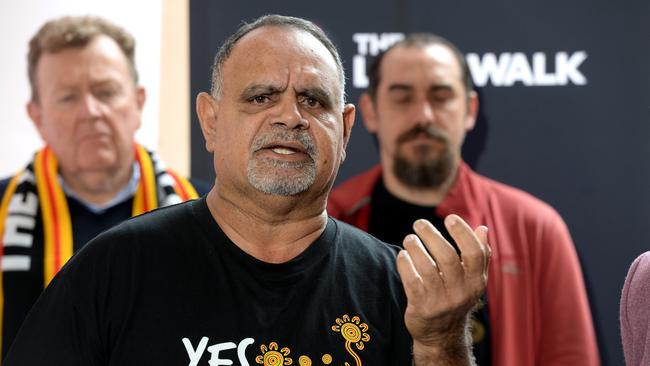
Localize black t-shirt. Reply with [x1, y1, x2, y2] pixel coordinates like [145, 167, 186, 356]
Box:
[0, 176, 211, 355]
[368, 179, 492, 365]
[368, 180, 453, 248]
[4, 197, 412, 365]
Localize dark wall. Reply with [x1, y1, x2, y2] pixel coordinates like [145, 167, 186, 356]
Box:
[190, 1, 650, 364]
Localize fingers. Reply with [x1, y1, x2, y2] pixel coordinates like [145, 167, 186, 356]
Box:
[396, 249, 424, 301]
[398, 216, 490, 352]
[402, 234, 440, 281]
[401, 216, 490, 298]
[444, 215, 487, 280]
[474, 225, 491, 279]
[474, 224, 488, 244]
[412, 219, 460, 273]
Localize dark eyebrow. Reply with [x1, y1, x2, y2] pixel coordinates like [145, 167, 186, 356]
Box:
[239, 84, 282, 102]
[297, 87, 334, 108]
[429, 84, 454, 93]
[387, 84, 414, 93]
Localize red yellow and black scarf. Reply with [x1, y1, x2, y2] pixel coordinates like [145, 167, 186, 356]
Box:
[0, 143, 198, 354]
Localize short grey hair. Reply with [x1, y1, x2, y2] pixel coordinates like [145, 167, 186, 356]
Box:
[210, 14, 346, 106]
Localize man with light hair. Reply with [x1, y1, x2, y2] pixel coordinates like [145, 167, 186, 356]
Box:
[0, 15, 204, 356]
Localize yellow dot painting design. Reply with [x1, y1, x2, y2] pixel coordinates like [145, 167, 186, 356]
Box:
[321, 354, 332, 364]
[255, 341, 293, 366]
[331, 314, 370, 366]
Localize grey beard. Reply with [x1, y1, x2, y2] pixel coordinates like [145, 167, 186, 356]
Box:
[247, 129, 318, 196]
[393, 144, 454, 189]
[247, 157, 316, 196]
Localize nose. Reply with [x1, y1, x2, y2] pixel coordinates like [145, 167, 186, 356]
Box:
[414, 98, 435, 125]
[77, 93, 102, 119]
[271, 96, 309, 130]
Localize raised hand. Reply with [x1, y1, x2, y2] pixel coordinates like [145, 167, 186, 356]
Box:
[396, 214, 490, 366]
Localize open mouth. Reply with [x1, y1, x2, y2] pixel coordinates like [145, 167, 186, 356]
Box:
[251, 131, 317, 163]
[260, 141, 309, 156]
[253, 142, 314, 167]
[270, 146, 301, 155]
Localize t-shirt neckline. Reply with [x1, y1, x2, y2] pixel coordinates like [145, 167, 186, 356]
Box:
[189, 196, 337, 278]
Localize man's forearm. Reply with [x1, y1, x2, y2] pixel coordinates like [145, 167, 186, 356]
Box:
[411, 322, 475, 366]
[412, 343, 475, 366]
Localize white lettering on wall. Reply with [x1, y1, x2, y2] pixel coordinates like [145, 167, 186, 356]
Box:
[351, 32, 588, 88]
[556, 51, 588, 85]
[466, 51, 588, 87]
[351, 33, 404, 88]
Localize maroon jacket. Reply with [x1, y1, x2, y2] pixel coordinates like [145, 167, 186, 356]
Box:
[328, 162, 600, 366]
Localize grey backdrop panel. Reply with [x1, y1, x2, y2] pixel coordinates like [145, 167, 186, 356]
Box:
[190, 1, 650, 364]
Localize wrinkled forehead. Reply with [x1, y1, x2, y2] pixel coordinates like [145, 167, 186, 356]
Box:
[222, 26, 342, 100]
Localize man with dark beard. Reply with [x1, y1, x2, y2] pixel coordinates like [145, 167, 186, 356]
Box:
[328, 34, 600, 365]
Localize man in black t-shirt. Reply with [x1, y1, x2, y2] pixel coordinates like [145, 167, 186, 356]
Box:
[5, 15, 490, 366]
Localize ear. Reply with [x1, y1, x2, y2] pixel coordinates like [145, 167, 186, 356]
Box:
[135, 86, 146, 111]
[359, 93, 379, 133]
[464, 90, 479, 132]
[27, 101, 45, 138]
[340, 103, 356, 162]
[196, 92, 219, 153]
[134, 86, 146, 129]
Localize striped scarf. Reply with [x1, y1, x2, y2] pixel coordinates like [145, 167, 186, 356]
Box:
[0, 143, 198, 355]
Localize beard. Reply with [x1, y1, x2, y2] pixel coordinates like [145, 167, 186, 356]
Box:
[247, 129, 318, 196]
[392, 124, 454, 189]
